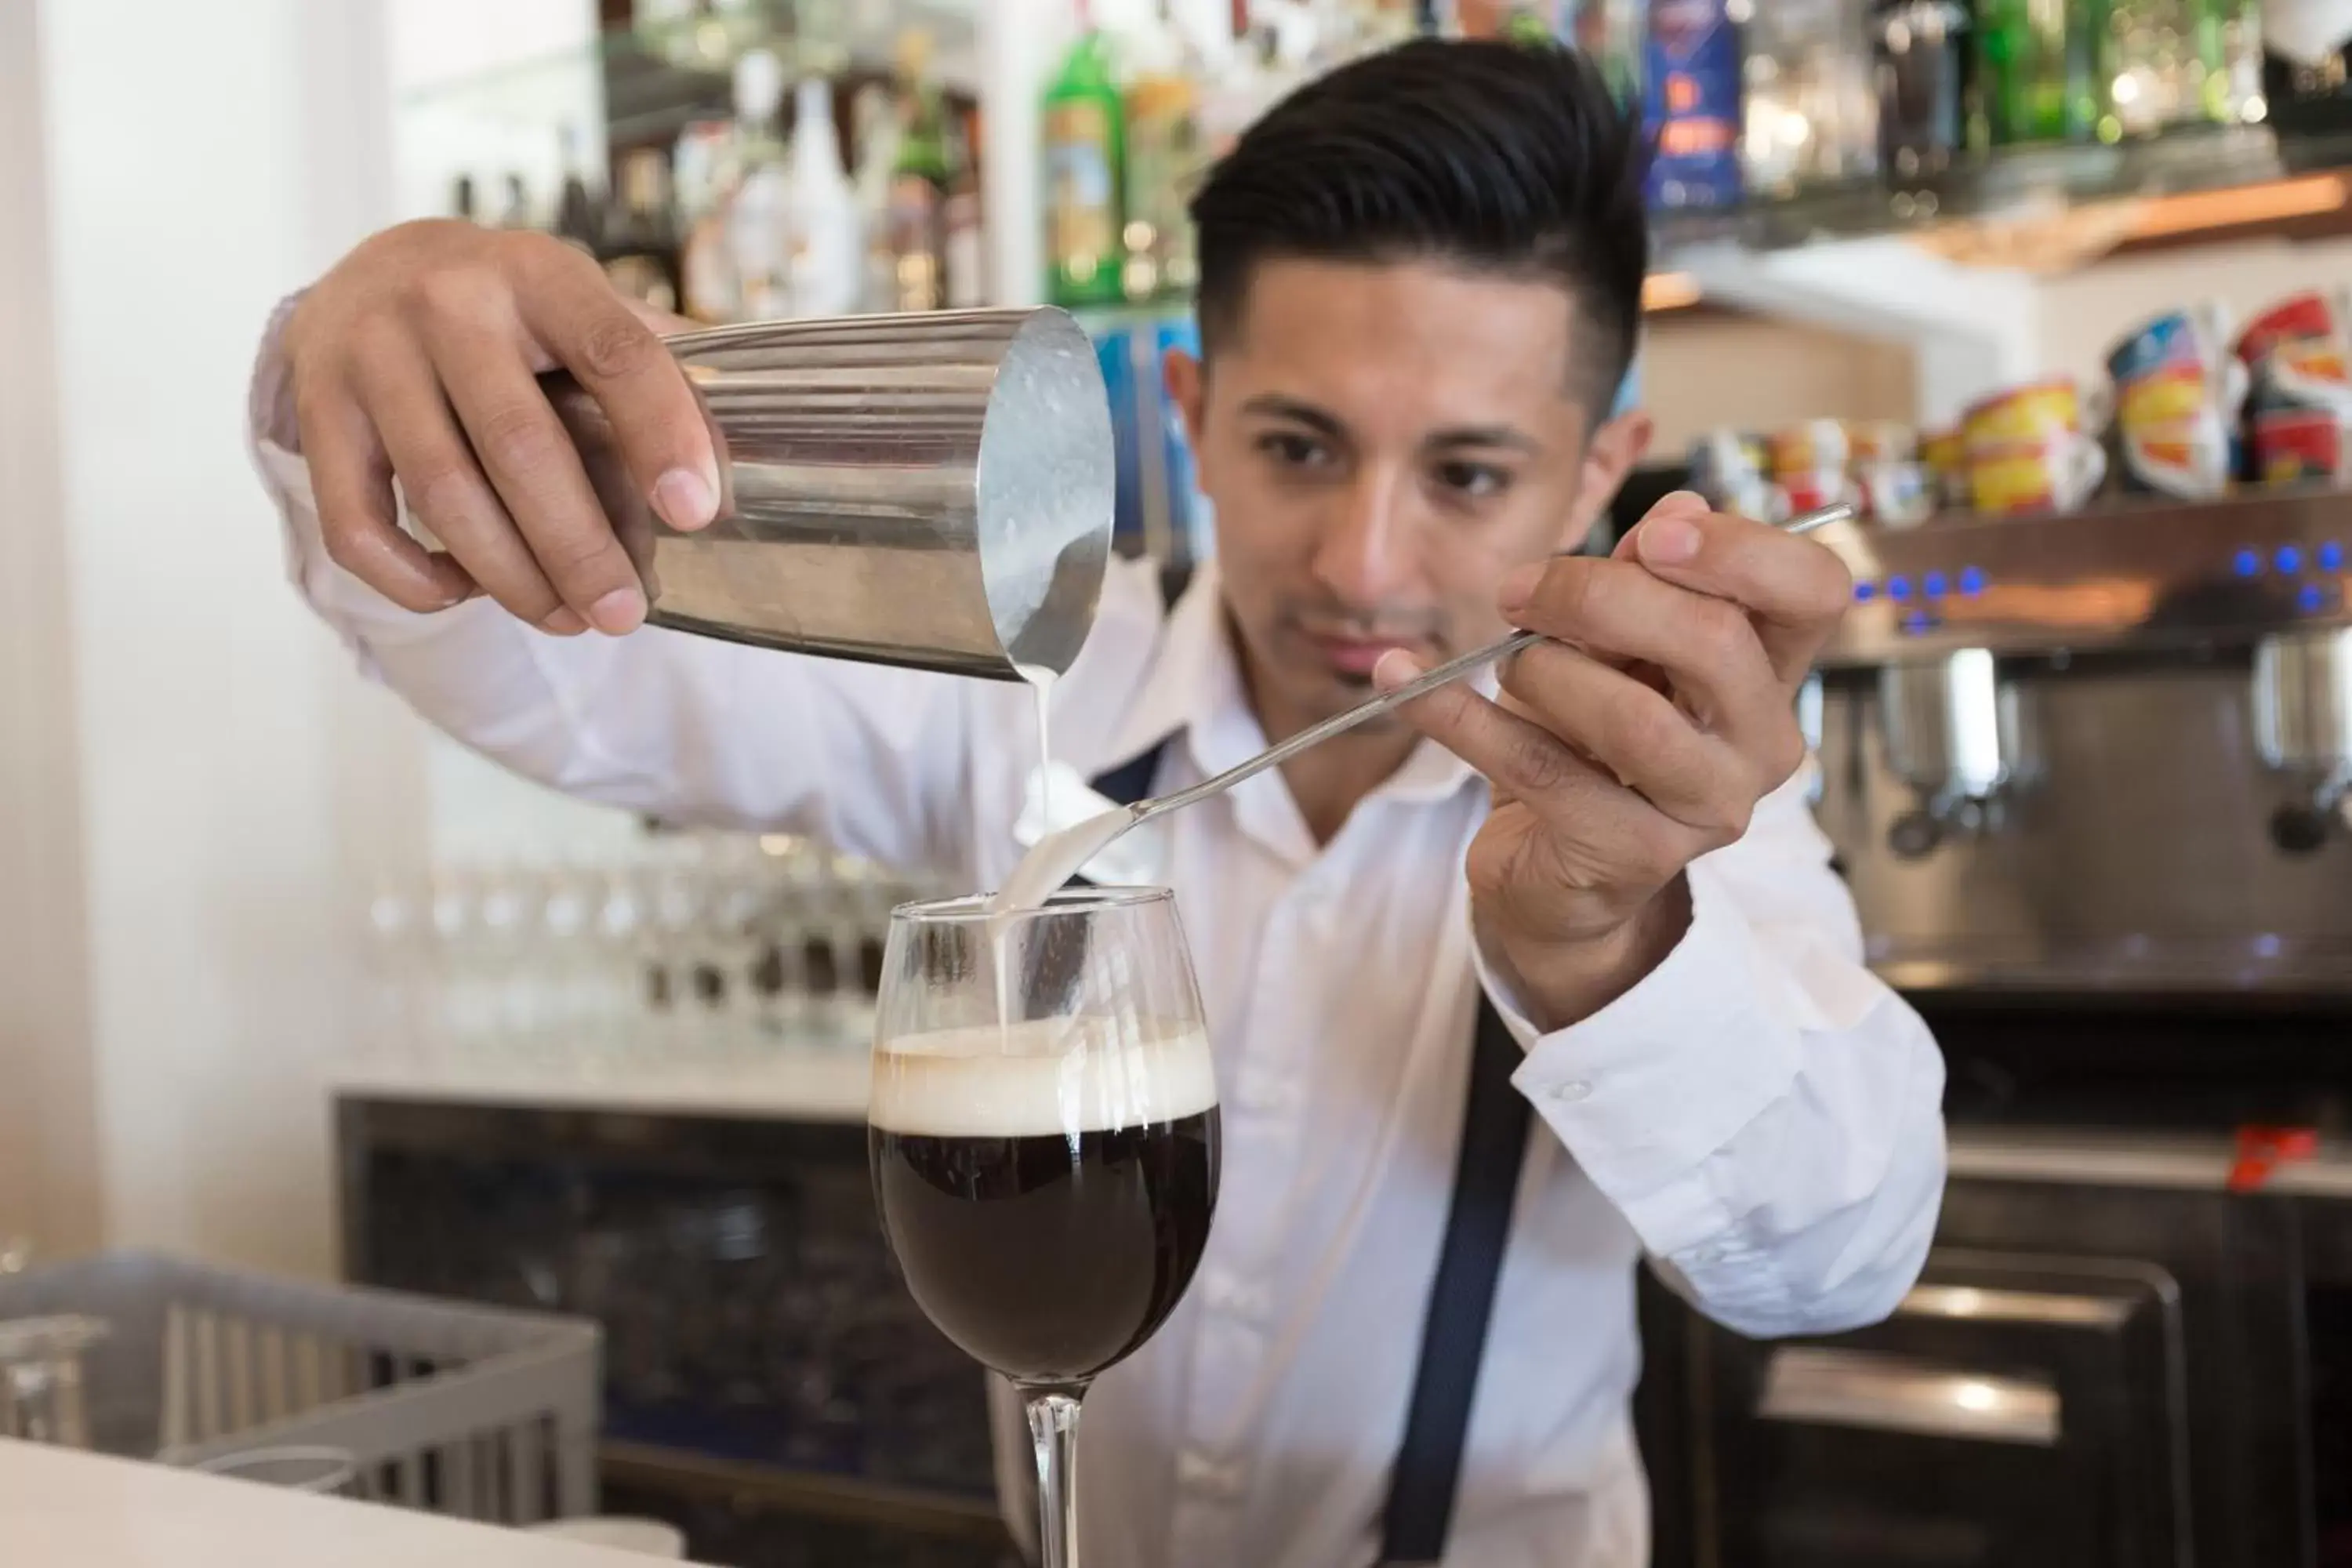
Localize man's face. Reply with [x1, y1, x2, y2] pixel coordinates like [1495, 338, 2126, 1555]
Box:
[1169, 257, 1649, 734]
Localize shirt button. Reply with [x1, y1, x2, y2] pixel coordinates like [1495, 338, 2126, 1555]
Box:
[1233, 1072, 1298, 1115]
[1201, 1270, 1270, 1322]
[1549, 1079, 1594, 1105]
[1177, 1450, 1247, 1500]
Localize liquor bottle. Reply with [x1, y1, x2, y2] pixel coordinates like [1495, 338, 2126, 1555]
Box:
[786, 76, 862, 318]
[1122, 1, 1203, 303]
[1740, 0, 1879, 195]
[1977, 0, 2113, 145]
[498, 173, 535, 230]
[2213, 0, 2267, 122]
[1042, 10, 1127, 308]
[724, 48, 793, 321]
[942, 110, 988, 310]
[1643, 0, 1744, 208]
[601, 149, 682, 315]
[2265, 0, 2352, 143]
[887, 31, 953, 313]
[850, 82, 905, 313]
[1562, 0, 1647, 107]
[554, 126, 604, 251]
[1873, 0, 1974, 182]
[674, 118, 738, 322]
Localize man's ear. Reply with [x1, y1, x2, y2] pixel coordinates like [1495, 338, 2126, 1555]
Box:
[1565, 407, 1653, 551]
[1164, 347, 1206, 452]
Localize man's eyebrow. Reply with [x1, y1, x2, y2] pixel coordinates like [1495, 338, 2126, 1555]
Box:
[1239, 394, 1348, 437]
[1425, 425, 1540, 455]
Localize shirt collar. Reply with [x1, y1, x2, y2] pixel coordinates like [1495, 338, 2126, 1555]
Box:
[1095, 559, 1485, 811]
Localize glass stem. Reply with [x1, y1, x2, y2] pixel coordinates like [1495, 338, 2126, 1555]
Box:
[1025, 1385, 1087, 1568]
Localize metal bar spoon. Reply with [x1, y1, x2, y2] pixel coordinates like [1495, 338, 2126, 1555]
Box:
[992, 501, 1856, 913]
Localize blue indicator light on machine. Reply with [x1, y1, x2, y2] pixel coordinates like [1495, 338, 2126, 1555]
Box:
[1853, 580, 1875, 601]
[2234, 548, 2263, 577]
[1923, 571, 1949, 597]
[2300, 583, 2327, 614]
[1958, 565, 1987, 595]
[1887, 575, 1913, 601]
[2323, 542, 2345, 572]
[2278, 545, 2304, 574]
[1902, 611, 1934, 634]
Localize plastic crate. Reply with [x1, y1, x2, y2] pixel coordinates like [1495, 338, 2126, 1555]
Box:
[0, 1250, 600, 1523]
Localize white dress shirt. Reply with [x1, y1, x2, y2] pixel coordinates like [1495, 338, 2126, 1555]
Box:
[250, 315, 1947, 1568]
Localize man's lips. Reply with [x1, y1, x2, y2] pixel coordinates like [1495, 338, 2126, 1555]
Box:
[1305, 631, 1427, 677]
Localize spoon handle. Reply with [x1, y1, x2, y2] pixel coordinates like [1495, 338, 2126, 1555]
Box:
[1133, 501, 1854, 826]
[1137, 630, 1548, 823]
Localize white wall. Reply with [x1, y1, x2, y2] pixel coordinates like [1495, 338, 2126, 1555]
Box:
[2038, 234, 2352, 394]
[389, 0, 605, 223]
[1641, 314, 1920, 452]
[0, 0, 674, 1272]
[0, 1, 103, 1261]
[20, 0, 419, 1276]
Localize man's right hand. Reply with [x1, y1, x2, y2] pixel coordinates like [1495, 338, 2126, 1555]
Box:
[283, 220, 720, 637]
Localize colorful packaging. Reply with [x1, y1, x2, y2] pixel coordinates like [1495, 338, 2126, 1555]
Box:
[1642, 0, 1744, 209]
[1963, 379, 2105, 516]
[1857, 460, 1936, 528]
[1766, 418, 1850, 477]
[1094, 315, 1214, 567]
[1846, 419, 1918, 465]
[2236, 289, 2352, 372]
[2105, 303, 2245, 500]
[1920, 427, 1970, 510]
[1688, 427, 1774, 518]
[1962, 377, 2088, 448]
[2253, 405, 2350, 488]
[1094, 323, 1148, 557]
[1772, 467, 1859, 519]
[1153, 315, 1213, 564]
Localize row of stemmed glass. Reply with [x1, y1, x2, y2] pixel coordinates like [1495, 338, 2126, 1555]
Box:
[361, 833, 943, 1070]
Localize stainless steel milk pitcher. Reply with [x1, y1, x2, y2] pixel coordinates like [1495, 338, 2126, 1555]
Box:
[542, 307, 1116, 681]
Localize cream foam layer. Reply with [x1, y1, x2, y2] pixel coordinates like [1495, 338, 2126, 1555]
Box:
[869, 1015, 1218, 1138]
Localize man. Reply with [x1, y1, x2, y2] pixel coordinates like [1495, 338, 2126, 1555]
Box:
[255, 39, 1944, 1568]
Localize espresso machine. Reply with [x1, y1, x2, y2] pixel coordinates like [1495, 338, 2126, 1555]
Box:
[1807, 490, 2352, 995]
[1641, 490, 2352, 1568]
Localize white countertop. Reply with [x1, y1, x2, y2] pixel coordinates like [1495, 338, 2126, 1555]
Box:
[0, 1439, 670, 1568]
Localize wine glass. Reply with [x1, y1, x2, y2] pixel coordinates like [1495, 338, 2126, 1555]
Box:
[868, 887, 1221, 1568]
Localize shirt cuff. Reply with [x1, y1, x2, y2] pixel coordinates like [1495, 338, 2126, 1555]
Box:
[246, 290, 408, 677]
[1484, 861, 1808, 1254]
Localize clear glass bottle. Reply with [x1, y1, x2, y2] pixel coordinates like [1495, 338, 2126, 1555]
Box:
[1741, 0, 1882, 196]
[722, 48, 793, 322]
[888, 30, 953, 313]
[1874, 0, 1976, 183]
[1122, 0, 1204, 303]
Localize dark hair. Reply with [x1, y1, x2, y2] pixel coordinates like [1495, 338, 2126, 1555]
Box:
[1189, 38, 1647, 417]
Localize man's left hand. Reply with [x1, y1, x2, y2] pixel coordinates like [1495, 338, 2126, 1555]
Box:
[1376, 491, 1852, 1033]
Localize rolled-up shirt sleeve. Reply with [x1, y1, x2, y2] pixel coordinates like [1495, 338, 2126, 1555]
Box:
[246, 297, 978, 871]
[1482, 768, 1947, 1338]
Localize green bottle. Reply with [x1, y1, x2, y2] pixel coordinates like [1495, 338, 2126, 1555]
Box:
[889, 37, 954, 313]
[1042, 22, 1127, 309]
[1980, 0, 2114, 145]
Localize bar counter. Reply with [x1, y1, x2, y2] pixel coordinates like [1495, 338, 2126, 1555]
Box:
[0, 1437, 674, 1568]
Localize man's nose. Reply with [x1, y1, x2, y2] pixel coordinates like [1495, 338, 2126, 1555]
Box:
[1309, 470, 1419, 608]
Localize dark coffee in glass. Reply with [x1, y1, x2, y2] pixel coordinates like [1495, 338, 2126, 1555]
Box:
[868, 889, 1221, 1568]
